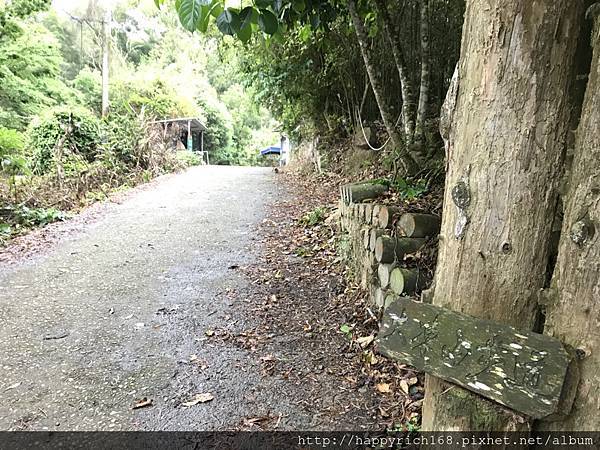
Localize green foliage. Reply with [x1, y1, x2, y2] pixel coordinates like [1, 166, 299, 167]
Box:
[369, 178, 392, 187]
[390, 416, 421, 433]
[111, 76, 185, 120]
[0, 205, 67, 243]
[176, 150, 203, 167]
[0, 22, 76, 129]
[339, 323, 353, 340]
[103, 112, 145, 167]
[14, 205, 67, 226]
[299, 206, 326, 226]
[72, 69, 103, 114]
[393, 178, 429, 200]
[0, 126, 29, 200]
[0, 0, 51, 40]
[166, 0, 339, 42]
[0, 127, 25, 156]
[0, 0, 281, 245]
[196, 95, 233, 159]
[27, 107, 102, 175]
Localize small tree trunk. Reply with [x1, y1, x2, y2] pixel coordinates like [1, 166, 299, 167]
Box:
[414, 0, 431, 144]
[421, 0, 586, 432]
[347, 0, 416, 174]
[373, 0, 416, 144]
[537, 9, 600, 432]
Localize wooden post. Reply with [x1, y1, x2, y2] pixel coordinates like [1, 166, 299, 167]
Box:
[187, 120, 192, 151]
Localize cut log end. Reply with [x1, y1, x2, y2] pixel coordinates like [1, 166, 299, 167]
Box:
[378, 206, 403, 229]
[398, 213, 441, 238]
[389, 267, 421, 295]
[375, 236, 427, 263]
[369, 229, 385, 252]
[374, 288, 385, 308]
[378, 263, 395, 289]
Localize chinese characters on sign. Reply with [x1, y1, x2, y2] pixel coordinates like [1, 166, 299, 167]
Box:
[377, 298, 573, 418]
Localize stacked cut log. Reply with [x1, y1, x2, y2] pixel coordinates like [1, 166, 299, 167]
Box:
[337, 182, 441, 312]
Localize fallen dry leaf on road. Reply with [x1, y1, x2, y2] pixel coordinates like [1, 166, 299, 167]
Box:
[205, 329, 215, 337]
[400, 379, 410, 395]
[356, 335, 374, 348]
[376, 383, 391, 393]
[182, 393, 214, 407]
[132, 397, 153, 409]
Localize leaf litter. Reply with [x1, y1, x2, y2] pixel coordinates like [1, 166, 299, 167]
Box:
[228, 170, 428, 431]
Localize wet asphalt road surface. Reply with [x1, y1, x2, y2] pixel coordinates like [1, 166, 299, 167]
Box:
[0, 166, 290, 431]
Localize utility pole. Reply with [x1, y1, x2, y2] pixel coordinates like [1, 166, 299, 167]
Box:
[101, 6, 111, 118]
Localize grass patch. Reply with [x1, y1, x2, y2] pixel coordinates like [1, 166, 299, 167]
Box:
[299, 206, 327, 227]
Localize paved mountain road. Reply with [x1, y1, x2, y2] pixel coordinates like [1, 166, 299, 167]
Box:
[0, 166, 310, 431]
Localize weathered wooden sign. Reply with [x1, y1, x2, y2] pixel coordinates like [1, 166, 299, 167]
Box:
[377, 298, 574, 418]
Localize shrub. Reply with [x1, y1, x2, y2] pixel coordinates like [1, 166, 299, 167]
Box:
[196, 96, 233, 157]
[299, 206, 327, 227]
[0, 127, 25, 156]
[0, 126, 28, 201]
[72, 69, 102, 114]
[176, 150, 203, 167]
[103, 112, 145, 167]
[0, 22, 76, 130]
[28, 107, 101, 175]
[394, 178, 428, 200]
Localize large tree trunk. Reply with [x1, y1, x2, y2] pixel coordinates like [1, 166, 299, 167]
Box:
[421, 0, 585, 432]
[347, 0, 417, 174]
[373, 0, 416, 145]
[536, 8, 600, 432]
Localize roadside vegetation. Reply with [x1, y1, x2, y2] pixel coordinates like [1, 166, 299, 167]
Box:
[0, 0, 279, 244]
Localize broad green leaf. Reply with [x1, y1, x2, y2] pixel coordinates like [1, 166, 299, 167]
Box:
[239, 6, 258, 29]
[176, 0, 211, 32]
[216, 9, 241, 36]
[197, 4, 212, 32]
[210, 2, 224, 18]
[236, 24, 252, 42]
[258, 9, 278, 35]
[255, 0, 271, 8]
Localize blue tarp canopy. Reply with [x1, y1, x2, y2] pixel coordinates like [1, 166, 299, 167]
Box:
[260, 145, 281, 156]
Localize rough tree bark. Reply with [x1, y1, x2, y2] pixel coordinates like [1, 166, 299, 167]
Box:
[421, 0, 585, 432]
[536, 7, 600, 431]
[414, 0, 430, 144]
[347, 0, 417, 173]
